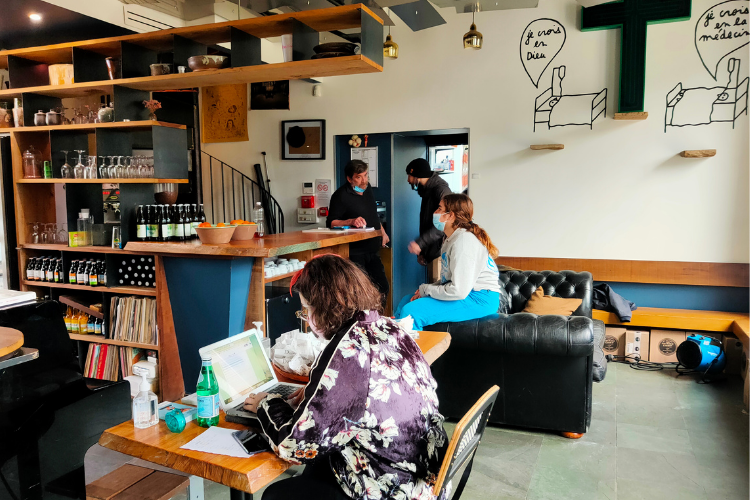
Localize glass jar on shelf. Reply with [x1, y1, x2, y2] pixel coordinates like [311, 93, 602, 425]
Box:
[22, 145, 42, 178]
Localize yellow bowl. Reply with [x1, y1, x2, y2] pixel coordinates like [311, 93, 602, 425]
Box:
[196, 225, 236, 244]
[231, 224, 257, 241]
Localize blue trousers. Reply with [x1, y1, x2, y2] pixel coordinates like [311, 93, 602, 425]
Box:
[395, 290, 500, 331]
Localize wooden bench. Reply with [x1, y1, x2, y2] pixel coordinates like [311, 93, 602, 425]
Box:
[86, 464, 189, 500]
[592, 307, 749, 350]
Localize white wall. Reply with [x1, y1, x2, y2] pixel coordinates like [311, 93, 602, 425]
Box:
[203, 0, 749, 263]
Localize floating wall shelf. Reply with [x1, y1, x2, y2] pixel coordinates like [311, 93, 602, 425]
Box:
[614, 112, 649, 120]
[530, 144, 564, 150]
[680, 149, 716, 158]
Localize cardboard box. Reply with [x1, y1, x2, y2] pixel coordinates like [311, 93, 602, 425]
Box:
[625, 330, 650, 362]
[649, 329, 686, 363]
[603, 327, 626, 357]
[721, 334, 744, 375]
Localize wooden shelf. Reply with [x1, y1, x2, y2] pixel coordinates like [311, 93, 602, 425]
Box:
[264, 271, 298, 283]
[614, 112, 648, 120]
[59, 295, 105, 319]
[22, 280, 157, 296]
[21, 244, 149, 255]
[530, 144, 564, 151]
[17, 178, 188, 184]
[0, 56, 381, 99]
[680, 149, 716, 158]
[9, 121, 186, 132]
[69, 333, 159, 351]
[0, 5, 380, 68]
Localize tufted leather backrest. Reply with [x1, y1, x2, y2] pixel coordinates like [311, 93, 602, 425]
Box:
[499, 270, 592, 318]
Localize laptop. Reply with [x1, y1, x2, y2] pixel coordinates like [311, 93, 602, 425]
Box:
[198, 329, 304, 423]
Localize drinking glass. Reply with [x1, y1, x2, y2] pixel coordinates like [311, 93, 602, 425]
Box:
[136, 156, 146, 178]
[73, 150, 85, 179]
[147, 156, 155, 178]
[98, 156, 108, 179]
[126, 156, 137, 178]
[107, 156, 116, 179]
[84, 156, 97, 179]
[115, 156, 125, 178]
[41, 223, 54, 244]
[29, 222, 40, 244]
[60, 150, 72, 179]
[57, 223, 67, 244]
[73, 107, 87, 125]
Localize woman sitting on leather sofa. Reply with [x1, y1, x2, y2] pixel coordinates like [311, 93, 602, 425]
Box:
[395, 193, 501, 330]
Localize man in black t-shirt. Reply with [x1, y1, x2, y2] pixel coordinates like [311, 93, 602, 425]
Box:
[327, 160, 390, 300]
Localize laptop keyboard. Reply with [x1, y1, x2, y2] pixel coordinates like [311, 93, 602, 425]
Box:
[269, 384, 299, 398]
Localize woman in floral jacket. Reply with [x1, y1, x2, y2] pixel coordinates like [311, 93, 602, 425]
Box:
[243, 254, 448, 500]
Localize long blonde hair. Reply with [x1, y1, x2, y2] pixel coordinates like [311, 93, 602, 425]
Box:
[443, 194, 499, 258]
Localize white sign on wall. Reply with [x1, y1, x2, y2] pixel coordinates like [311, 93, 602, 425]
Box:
[351, 147, 378, 188]
[315, 179, 331, 208]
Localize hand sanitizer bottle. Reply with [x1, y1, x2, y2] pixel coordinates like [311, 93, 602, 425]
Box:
[132, 374, 158, 429]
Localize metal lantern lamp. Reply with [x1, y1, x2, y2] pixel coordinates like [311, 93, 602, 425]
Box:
[463, 11, 483, 49]
[383, 25, 399, 59]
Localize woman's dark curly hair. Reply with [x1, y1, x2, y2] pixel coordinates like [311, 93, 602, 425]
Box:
[292, 254, 383, 340]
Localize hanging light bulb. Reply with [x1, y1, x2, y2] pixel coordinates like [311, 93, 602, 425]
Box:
[383, 22, 399, 59]
[463, 11, 483, 49]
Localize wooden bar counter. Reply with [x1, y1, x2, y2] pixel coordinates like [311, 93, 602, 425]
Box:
[125, 231, 380, 401]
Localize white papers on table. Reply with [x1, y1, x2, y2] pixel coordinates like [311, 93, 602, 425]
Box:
[180, 426, 250, 458]
[0, 290, 36, 308]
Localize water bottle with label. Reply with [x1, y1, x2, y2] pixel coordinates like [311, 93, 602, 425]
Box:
[252, 202, 265, 237]
[196, 355, 220, 427]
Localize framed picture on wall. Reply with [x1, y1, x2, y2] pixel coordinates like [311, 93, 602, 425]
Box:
[281, 120, 326, 160]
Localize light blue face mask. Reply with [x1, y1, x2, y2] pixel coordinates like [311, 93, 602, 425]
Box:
[353, 185, 365, 193]
[433, 212, 446, 232]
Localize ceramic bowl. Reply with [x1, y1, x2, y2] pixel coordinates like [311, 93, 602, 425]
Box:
[196, 225, 236, 244]
[188, 55, 229, 72]
[231, 223, 257, 241]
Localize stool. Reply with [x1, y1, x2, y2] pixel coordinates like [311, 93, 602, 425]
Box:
[87, 464, 189, 500]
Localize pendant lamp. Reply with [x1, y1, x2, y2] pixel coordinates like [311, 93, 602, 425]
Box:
[463, 11, 483, 49]
[383, 24, 399, 59]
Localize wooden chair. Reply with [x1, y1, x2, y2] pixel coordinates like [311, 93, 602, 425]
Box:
[433, 385, 500, 500]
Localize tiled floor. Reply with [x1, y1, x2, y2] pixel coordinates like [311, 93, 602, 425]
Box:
[85, 362, 749, 500]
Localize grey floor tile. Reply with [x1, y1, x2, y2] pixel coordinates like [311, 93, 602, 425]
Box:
[616, 423, 693, 455]
[615, 398, 687, 430]
[616, 478, 707, 500]
[544, 419, 617, 446]
[84, 444, 134, 483]
[536, 439, 616, 483]
[463, 458, 536, 499]
[688, 428, 750, 468]
[616, 448, 703, 489]
[527, 466, 616, 500]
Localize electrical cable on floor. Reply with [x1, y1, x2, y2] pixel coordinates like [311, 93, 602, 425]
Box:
[606, 354, 678, 371]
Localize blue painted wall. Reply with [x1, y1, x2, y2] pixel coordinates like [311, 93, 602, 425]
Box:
[595, 281, 749, 313]
[164, 256, 253, 393]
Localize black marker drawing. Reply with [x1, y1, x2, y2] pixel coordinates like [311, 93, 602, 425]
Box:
[665, 58, 748, 131]
[533, 66, 607, 132]
[695, 0, 749, 80]
[520, 18, 566, 88]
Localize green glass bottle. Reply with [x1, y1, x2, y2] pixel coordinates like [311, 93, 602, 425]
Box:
[196, 355, 220, 427]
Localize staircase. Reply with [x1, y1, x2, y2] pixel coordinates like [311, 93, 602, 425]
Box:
[201, 152, 285, 234]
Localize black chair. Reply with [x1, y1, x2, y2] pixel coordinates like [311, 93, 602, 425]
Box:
[433, 385, 499, 500]
[0, 300, 131, 500]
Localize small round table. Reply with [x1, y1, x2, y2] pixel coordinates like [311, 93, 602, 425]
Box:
[0, 327, 23, 360]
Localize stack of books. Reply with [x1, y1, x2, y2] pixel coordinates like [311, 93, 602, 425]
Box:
[83, 344, 156, 381]
[109, 296, 158, 346]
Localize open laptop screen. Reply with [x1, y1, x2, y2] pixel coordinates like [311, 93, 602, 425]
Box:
[203, 332, 274, 408]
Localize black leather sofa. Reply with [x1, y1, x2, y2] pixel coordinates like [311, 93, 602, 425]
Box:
[427, 270, 603, 436]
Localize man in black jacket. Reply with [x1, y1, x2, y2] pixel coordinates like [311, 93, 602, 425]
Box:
[405, 158, 452, 264]
[327, 160, 390, 299]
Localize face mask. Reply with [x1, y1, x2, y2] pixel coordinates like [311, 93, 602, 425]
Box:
[433, 212, 447, 232]
[353, 185, 365, 193]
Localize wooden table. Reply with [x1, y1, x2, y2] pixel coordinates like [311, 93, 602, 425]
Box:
[0, 327, 23, 358]
[100, 414, 286, 500]
[100, 330, 451, 498]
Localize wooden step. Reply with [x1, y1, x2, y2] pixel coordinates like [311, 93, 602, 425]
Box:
[86, 465, 188, 500]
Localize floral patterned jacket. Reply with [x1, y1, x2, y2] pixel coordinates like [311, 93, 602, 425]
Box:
[257, 311, 448, 500]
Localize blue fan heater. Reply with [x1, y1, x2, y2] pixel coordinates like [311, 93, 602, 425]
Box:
[676, 334, 726, 374]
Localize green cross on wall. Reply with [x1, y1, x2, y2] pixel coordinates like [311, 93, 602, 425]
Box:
[582, 0, 692, 114]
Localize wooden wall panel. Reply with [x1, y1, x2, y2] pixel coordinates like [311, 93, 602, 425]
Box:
[495, 257, 749, 288]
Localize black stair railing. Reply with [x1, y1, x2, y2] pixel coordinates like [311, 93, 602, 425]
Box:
[202, 151, 284, 234]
